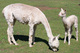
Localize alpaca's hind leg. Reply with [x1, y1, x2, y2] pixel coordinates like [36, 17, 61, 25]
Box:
[75, 26, 78, 41]
[74, 23, 78, 41]
[70, 26, 73, 39]
[75, 28, 78, 41]
[33, 25, 37, 44]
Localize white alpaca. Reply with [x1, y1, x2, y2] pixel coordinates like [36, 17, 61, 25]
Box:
[2, 3, 60, 52]
[59, 8, 78, 45]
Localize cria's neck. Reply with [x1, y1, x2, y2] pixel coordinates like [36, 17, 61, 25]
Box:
[62, 17, 67, 24]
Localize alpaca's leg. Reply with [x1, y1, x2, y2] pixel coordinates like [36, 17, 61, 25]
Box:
[33, 25, 37, 44]
[64, 32, 67, 43]
[70, 26, 73, 39]
[7, 22, 18, 45]
[29, 24, 34, 47]
[74, 20, 78, 41]
[68, 28, 71, 45]
[74, 26, 78, 41]
[7, 27, 13, 44]
[64, 28, 68, 43]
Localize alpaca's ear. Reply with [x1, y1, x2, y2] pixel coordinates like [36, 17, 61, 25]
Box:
[57, 34, 60, 39]
[61, 8, 64, 11]
[64, 10, 66, 12]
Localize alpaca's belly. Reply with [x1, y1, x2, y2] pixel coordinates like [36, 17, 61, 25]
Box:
[16, 16, 29, 24]
[13, 11, 31, 24]
[14, 14, 41, 25]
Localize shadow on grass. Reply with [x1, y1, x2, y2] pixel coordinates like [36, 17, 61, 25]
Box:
[14, 35, 49, 46]
[14, 35, 60, 51]
[71, 35, 76, 40]
[14, 35, 48, 44]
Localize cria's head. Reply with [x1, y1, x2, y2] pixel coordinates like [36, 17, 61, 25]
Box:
[59, 8, 66, 17]
[49, 34, 60, 52]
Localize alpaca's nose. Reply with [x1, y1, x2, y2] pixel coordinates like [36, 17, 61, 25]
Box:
[53, 48, 57, 52]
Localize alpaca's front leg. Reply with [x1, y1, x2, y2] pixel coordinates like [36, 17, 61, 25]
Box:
[7, 28, 13, 45]
[64, 32, 67, 43]
[64, 28, 68, 43]
[29, 24, 34, 47]
[68, 28, 71, 45]
[7, 22, 18, 45]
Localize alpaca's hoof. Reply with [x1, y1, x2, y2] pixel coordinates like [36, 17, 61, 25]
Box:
[29, 45, 33, 47]
[64, 41, 66, 43]
[15, 43, 19, 45]
[33, 42, 36, 44]
[64, 42, 66, 43]
[68, 43, 70, 45]
[76, 39, 78, 41]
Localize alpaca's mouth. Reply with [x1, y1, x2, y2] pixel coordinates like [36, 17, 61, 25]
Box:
[52, 46, 58, 49]
[51, 46, 58, 52]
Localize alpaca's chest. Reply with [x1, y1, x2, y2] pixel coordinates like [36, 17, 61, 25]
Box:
[63, 23, 68, 28]
[63, 22, 73, 29]
[63, 22, 70, 29]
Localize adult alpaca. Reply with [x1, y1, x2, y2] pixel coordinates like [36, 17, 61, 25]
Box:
[59, 8, 78, 45]
[2, 3, 60, 52]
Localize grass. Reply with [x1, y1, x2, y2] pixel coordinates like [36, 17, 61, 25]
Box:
[0, 0, 80, 53]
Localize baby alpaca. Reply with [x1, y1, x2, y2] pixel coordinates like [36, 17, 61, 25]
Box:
[59, 8, 78, 45]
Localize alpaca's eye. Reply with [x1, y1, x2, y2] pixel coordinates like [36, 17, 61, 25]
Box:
[51, 46, 57, 49]
[61, 13, 64, 15]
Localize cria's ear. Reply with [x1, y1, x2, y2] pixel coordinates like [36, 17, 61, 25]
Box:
[61, 8, 64, 11]
[65, 10, 66, 11]
[64, 10, 66, 12]
[57, 34, 60, 39]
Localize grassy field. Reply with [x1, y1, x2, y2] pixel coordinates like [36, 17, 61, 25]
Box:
[0, 0, 80, 53]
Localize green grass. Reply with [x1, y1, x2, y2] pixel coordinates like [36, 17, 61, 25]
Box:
[0, 0, 80, 53]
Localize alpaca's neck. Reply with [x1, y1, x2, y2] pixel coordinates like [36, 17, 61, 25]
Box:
[62, 16, 67, 24]
[42, 17, 54, 39]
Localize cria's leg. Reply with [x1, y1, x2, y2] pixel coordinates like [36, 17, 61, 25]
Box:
[29, 24, 35, 47]
[68, 28, 71, 45]
[75, 28, 78, 41]
[74, 25, 78, 41]
[64, 28, 68, 43]
[74, 19, 78, 41]
[70, 26, 73, 39]
[7, 22, 18, 45]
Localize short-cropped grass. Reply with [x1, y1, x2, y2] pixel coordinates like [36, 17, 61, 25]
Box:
[0, 0, 80, 53]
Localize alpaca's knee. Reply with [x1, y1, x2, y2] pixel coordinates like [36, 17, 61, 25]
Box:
[65, 32, 67, 36]
[64, 32, 67, 43]
[74, 26, 78, 34]
[68, 29, 71, 39]
[7, 27, 13, 35]
[74, 23, 78, 29]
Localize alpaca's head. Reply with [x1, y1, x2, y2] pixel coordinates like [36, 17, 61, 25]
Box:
[49, 34, 60, 52]
[59, 8, 66, 17]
